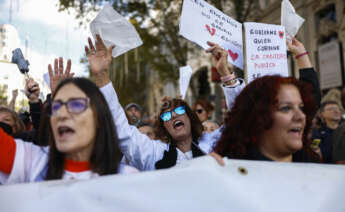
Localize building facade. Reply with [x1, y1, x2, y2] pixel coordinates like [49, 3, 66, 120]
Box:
[256, 0, 345, 92]
[187, 0, 345, 122]
[0, 24, 20, 61]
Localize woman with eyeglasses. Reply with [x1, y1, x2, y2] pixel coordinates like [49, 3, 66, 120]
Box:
[88, 35, 245, 171]
[0, 74, 136, 184]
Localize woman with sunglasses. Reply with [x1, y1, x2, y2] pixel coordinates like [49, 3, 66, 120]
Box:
[193, 99, 214, 123]
[88, 35, 244, 170]
[0, 65, 136, 184]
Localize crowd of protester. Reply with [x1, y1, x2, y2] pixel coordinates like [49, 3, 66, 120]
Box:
[0, 31, 344, 185]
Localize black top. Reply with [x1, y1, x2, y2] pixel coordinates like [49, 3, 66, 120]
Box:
[246, 147, 320, 163]
[299, 68, 321, 107]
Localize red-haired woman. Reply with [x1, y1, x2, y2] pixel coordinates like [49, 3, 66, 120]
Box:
[214, 75, 320, 162]
[212, 38, 321, 162]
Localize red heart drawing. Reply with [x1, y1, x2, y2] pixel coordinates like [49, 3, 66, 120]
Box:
[228, 49, 239, 62]
[206, 24, 216, 36]
[279, 31, 284, 39]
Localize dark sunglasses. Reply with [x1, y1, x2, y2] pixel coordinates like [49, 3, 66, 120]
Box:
[160, 106, 186, 122]
[195, 109, 203, 114]
[51, 98, 89, 116]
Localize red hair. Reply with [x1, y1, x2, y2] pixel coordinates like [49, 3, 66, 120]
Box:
[214, 75, 318, 160]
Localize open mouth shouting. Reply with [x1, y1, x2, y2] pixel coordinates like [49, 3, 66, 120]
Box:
[173, 120, 185, 130]
[57, 125, 76, 141]
[288, 127, 303, 138]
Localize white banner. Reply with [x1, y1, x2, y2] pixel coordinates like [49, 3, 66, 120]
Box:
[1, 156, 345, 212]
[244, 22, 289, 83]
[179, 0, 244, 69]
[318, 41, 343, 89]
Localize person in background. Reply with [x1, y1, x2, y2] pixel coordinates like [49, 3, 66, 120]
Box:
[202, 120, 219, 133]
[0, 106, 25, 138]
[137, 122, 156, 140]
[193, 99, 214, 123]
[312, 101, 342, 163]
[8, 89, 18, 111]
[331, 88, 345, 164]
[320, 88, 344, 114]
[125, 103, 143, 126]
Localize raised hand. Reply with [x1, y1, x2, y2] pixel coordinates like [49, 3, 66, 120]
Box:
[287, 38, 306, 55]
[48, 57, 74, 95]
[287, 38, 312, 68]
[85, 34, 114, 87]
[206, 41, 231, 77]
[25, 78, 40, 103]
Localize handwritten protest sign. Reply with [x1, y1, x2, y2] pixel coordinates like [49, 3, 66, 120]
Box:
[244, 22, 289, 83]
[179, 0, 243, 69]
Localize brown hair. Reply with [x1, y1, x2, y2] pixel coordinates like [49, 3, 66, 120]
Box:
[0, 106, 25, 136]
[45, 78, 122, 180]
[214, 75, 319, 161]
[154, 98, 203, 143]
[193, 98, 214, 113]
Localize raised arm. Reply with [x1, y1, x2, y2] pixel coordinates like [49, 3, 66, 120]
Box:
[206, 41, 245, 110]
[25, 78, 41, 131]
[287, 38, 321, 106]
[86, 35, 166, 171]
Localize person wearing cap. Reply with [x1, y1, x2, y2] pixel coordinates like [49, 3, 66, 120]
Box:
[90, 36, 244, 171]
[125, 103, 143, 126]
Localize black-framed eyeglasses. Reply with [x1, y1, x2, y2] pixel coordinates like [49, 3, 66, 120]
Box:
[51, 98, 89, 116]
[160, 106, 186, 122]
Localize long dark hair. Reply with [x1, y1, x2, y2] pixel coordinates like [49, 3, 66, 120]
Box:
[45, 78, 122, 180]
[154, 98, 203, 143]
[214, 75, 319, 161]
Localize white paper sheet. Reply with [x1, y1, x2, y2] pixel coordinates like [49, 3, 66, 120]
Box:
[281, 0, 305, 40]
[179, 65, 193, 99]
[244, 22, 289, 83]
[90, 4, 143, 58]
[1, 156, 345, 212]
[179, 0, 244, 70]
